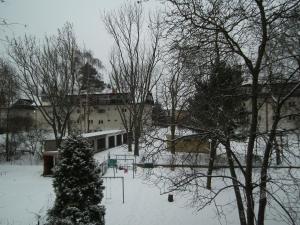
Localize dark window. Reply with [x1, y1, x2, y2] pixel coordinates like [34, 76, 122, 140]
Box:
[117, 134, 122, 146]
[288, 102, 296, 107]
[97, 138, 106, 151]
[123, 133, 128, 144]
[288, 115, 296, 120]
[98, 109, 105, 113]
[98, 120, 103, 124]
[109, 136, 115, 148]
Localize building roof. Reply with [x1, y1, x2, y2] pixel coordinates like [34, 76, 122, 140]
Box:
[10, 99, 35, 110]
[81, 129, 125, 138]
[44, 129, 125, 141]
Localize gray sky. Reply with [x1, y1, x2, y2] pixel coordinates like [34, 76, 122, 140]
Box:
[0, 0, 162, 79]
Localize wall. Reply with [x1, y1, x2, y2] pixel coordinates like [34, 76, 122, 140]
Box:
[244, 96, 300, 133]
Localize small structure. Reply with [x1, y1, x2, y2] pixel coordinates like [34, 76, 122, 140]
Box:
[166, 134, 210, 153]
[43, 130, 127, 175]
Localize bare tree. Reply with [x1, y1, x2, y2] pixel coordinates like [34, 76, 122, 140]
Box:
[104, 3, 162, 156]
[143, 1, 300, 225]
[0, 58, 19, 161]
[162, 56, 192, 153]
[8, 23, 82, 147]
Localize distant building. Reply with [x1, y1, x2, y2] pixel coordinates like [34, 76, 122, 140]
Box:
[242, 82, 300, 133]
[43, 130, 127, 175]
[0, 99, 36, 132]
[67, 92, 154, 133]
[0, 91, 154, 134]
[166, 134, 210, 153]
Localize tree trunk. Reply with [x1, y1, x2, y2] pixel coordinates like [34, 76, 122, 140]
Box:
[206, 139, 217, 189]
[245, 73, 259, 225]
[134, 135, 139, 156]
[257, 115, 280, 225]
[134, 127, 140, 156]
[225, 140, 247, 225]
[127, 130, 133, 152]
[170, 123, 176, 155]
[5, 131, 10, 161]
[274, 138, 281, 165]
[5, 107, 10, 161]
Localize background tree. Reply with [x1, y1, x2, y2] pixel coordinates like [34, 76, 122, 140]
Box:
[78, 57, 105, 133]
[0, 58, 19, 161]
[161, 56, 192, 155]
[8, 23, 82, 147]
[189, 62, 247, 200]
[152, 101, 167, 127]
[47, 136, 105, 225]
[104, 3, 162, 155]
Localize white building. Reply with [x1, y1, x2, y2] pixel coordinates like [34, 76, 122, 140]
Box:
[243, 83, 300, 133]
[0, 91, 154, 134]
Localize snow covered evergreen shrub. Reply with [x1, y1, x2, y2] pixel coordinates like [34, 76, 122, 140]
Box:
[47, 136, 105, 225]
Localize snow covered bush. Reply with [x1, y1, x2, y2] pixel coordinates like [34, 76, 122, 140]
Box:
[46, 135, 105, 225]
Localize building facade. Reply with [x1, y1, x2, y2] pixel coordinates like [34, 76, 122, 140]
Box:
[242, 83, 300, 133]
[0, 92, 154, 134]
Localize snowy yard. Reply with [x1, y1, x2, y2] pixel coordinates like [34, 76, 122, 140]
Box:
[0, 143, 232, 225]
[0, 141, 298, 225]
[0, 163, 225, 225]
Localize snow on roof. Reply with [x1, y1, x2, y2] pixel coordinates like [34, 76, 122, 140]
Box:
[81, 129, 125, 138]
[44, 129, 125, 141]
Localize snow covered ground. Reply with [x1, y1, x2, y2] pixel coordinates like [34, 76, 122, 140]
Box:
[0, 138, 299, 225]
[0, 143, 235, 225]
[0, 163, 227, 225]
[0, 165, 53, 225]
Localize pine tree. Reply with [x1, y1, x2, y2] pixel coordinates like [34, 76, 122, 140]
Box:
[189, 62, 247, 137]
[79, 62, 105, 92]
[152, 101, 167, 127]
[47, 136, 105, 225]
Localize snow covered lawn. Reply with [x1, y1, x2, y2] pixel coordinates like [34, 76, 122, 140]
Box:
[0, 165, 53, 225]
[0, 142, 294, 225]
[0, 163, 225, 225]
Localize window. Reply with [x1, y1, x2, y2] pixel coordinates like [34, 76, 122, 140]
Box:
[121, 108, 127, 112]
[114, 119, 117, 122]
[97, 138, 106, 150]
[89, 119, 93, 124]
[108, 119, 111, 122]
[98, 120, 103, 124]
[288, 115, 296, 121]
[97, 109, 105, 113]
[288, 102, 296, 107]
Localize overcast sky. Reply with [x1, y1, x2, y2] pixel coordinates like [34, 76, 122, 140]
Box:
[0, 0, 163, 80]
